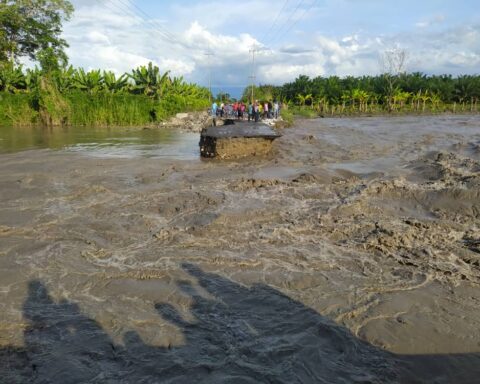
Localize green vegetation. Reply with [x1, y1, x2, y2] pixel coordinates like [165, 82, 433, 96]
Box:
[279, 108, 293, 127]
[242, 74, 480, 117]
[0, 1, 210, 127]
[2, 1, 479, 127]
[0, 63, 211, 126]
[0, 0, 73, 64]
[0, 92, 37, 125]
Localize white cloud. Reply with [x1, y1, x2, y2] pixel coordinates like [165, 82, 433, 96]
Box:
[159, 58, 196, 76]
[49, 1, 480, 95]
[404, 25, 480, 73]
[416, 14, 446, 29]
[261, 63, 326, 83]
[86, 31, 110, 45]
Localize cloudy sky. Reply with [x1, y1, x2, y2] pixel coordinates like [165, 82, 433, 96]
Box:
[62, 0, 480, 97]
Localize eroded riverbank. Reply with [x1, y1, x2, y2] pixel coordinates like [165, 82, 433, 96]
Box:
[0, 115, 479, 383]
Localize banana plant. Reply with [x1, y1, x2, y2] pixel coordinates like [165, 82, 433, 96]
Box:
[0, 64, 26, 93]
[72, 68, 104, 94]
[353, 89, 370, 112]
[393, 89, 411, 110]
[128, 62, 171, 98]
[412, 90, 424, 111]
[430, 93, 442, 111]
[296, 93, 312, 107]
[316, 95, 329, 113]
[168, 76, 182, 94]
[155, 71, 172, 98]
[341, 92, 351, 110]
[103, 71, 128, 93]
[25, 68, 41, 92]
[420, 91, 431, 112]
[53, 65, 76, 93]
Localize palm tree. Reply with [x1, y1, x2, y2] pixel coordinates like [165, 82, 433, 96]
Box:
[454, 75, 474, 111]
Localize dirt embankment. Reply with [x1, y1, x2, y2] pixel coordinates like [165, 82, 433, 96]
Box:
[160, 111, 211, 132]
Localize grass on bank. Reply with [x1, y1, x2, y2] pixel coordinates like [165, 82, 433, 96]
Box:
[0, 91, 210, 127]
[0, 93, 38, 125]
[0, 62, 211, 127]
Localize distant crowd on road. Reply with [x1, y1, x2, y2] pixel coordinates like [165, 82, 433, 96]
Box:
[210, 100, 281, 125]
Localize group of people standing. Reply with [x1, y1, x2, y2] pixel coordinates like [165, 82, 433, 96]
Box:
[211, 100, 281, 125]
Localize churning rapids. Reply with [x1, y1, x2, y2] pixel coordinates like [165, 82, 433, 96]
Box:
[0, 115, 479, 383]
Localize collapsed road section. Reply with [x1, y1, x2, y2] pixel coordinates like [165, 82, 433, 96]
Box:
[199, 121, 281, 159]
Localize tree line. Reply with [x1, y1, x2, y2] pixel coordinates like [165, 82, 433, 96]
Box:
[243, 73, 480, 115]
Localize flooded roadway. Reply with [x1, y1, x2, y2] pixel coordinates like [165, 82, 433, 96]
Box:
[0, 115, 479, 383]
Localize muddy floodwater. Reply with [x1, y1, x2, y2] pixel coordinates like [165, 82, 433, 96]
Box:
[0, 115, 479, 383]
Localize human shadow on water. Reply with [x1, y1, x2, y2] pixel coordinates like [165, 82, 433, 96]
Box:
[1, 264, 480, 383]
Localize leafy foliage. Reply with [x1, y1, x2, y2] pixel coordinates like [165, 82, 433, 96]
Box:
[128, 62, 171, 97]
[0, 62, 211, 126]
[0, 63, 26, 92]
[242, 73, 480, 115]
[0, 0, 74, 64]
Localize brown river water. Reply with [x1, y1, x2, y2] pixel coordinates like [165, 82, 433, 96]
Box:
[0, 115, 479, 383]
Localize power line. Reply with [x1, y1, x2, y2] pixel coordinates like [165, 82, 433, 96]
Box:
[270, 0, 319, 47]
[106, 0, 227, 98]
[265, 0, 305, 47]
[260, 0, 290, 44]
[101, 0, 222, 93]
[243, 0, 318, 90]
[104, 0, 171, 43]
[101, 1, 264, 95]
[104, 0, 196, 52]
[115, 0, 185, 47]
[103, 0, 176, 47]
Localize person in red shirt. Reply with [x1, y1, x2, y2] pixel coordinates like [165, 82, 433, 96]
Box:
[233, 102, 238, 119]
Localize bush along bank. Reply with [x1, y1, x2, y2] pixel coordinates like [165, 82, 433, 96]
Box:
[0, 62, 210, 127]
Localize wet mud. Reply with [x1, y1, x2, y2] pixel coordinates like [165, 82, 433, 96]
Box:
[0, 115, 479, 383]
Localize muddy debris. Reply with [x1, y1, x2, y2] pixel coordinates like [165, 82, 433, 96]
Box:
[0, 115, 479, 383]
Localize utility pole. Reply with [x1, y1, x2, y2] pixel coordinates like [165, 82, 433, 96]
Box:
[249, 44, 258, 103]
[205, 48, 214, 103]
